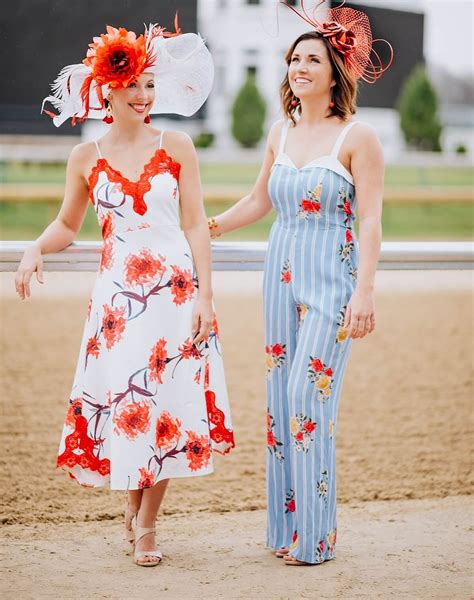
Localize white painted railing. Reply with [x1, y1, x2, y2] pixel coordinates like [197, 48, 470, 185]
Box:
[0, 241, 472, 271]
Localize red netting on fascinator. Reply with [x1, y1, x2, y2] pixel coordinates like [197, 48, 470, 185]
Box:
[281, 0, 393, 83]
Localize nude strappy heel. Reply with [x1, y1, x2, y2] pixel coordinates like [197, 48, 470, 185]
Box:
[131, 515, 162, 567]
[124, 504, 137, 553]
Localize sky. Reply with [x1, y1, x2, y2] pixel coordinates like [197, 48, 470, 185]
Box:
[421, 0, 473, 76]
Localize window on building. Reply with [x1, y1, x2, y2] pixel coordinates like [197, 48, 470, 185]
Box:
[246, 0, 260, 5]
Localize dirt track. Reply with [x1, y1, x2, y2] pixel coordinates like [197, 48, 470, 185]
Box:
[0, 271, 472, 526]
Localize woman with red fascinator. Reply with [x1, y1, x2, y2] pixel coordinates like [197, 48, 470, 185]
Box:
[208, 0, 392, 565]
[14, 16, 235, 567]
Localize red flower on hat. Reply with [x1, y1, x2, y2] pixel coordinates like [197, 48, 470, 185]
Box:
[317, 21, 358, 57]
[83, 26, 152, 89]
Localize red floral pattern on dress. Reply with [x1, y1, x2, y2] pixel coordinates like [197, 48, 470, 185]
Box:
[178, 338, 202, 360]
[148, 338, 168, 384]
[124, 248, 166, 287]
[155, 411, 182, 450]
[57, 415, 110, 477]
[102, 304, 126, 349]
[65, 398, 83, 428]
[185, 431, 211, 471]
[169, 265, 195, 305]
[86, 336, 101, 360]
[138, 467, 155, 489]
[98, 213, 115, 273]
[205, 390, 235, 453]
[100, 239, 114, 273]
[114, 400, 151, 440]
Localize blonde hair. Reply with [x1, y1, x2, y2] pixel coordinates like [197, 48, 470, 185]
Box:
[280, 31, 358, 124]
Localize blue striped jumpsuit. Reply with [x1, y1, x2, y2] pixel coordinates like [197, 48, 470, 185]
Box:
[264, 120, 359, 564]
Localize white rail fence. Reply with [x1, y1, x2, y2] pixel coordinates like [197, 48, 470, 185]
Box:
[0, 241, 472, 271]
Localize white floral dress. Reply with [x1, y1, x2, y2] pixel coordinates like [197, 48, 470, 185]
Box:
[57, 133, 235, 489]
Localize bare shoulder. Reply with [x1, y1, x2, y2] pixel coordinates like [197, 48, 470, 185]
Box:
[68, 141, 97, 162]
[162, 130, 196, 161]
[67, 142, 99, 179]
[349, 121, 380, 146]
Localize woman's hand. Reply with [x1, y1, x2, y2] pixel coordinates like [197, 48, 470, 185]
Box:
[192, 296, 214, 345]
[15, 244, 44, 300]
[343, 287, 375, 339]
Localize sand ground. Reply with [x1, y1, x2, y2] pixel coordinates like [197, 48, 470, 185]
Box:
[1, 496, 472, 599]
[0, 271, 473, 598]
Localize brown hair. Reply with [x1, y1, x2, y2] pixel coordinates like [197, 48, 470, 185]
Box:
[280, 31, 358, 124]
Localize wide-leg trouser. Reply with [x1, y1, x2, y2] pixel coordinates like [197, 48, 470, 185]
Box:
[263, 237, 353, 564]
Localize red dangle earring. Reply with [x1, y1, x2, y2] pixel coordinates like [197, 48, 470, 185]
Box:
[144, 115, 151, 124]
[291, 96, 300, 108]
[329, 89, 335, 109]
[103, 103, 113, 124]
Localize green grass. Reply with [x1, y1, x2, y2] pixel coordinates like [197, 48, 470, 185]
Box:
[1, 161, 473, 187]
[1, 200, 472, 241]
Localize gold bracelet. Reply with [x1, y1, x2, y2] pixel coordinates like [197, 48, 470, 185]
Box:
[208, 216, 221, 239]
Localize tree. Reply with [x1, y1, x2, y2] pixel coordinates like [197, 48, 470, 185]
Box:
[398, 65, 443, 152]
[231, 74, 266, 148]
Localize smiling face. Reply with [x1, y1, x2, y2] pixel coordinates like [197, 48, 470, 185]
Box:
[107, 72, 155, 122]
[288, 37, 335, 101]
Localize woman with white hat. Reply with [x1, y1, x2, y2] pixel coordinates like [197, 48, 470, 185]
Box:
[15, 16, 235, 567]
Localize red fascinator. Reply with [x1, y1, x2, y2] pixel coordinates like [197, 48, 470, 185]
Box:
[282, 0, 393, 83]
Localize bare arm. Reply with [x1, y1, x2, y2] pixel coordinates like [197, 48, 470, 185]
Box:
[15, 144, 91, 299]
[344, 124, 384, 339]
[209, 121, 282, 236]
[172, 132, 213, 345]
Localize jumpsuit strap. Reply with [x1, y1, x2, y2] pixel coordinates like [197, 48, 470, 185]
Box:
[278, 121, 291, 155]
[94, 140, 103, 158]
[330, 121, 359, 161]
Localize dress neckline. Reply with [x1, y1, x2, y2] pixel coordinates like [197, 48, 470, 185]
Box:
[273, 153, 354, 185]
[279, 152, 334, 171]
[89, 148, 180, 187]
[87, 148, 181, 216]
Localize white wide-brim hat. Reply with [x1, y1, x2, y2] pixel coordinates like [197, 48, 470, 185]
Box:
[42, 30, 214, 127]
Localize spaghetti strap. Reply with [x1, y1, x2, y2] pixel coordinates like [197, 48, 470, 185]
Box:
[159, 130, 165, 149]
[94, 140, 103, 159]
[278, 121, 290, 155]
[330, 121, 358, 160]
